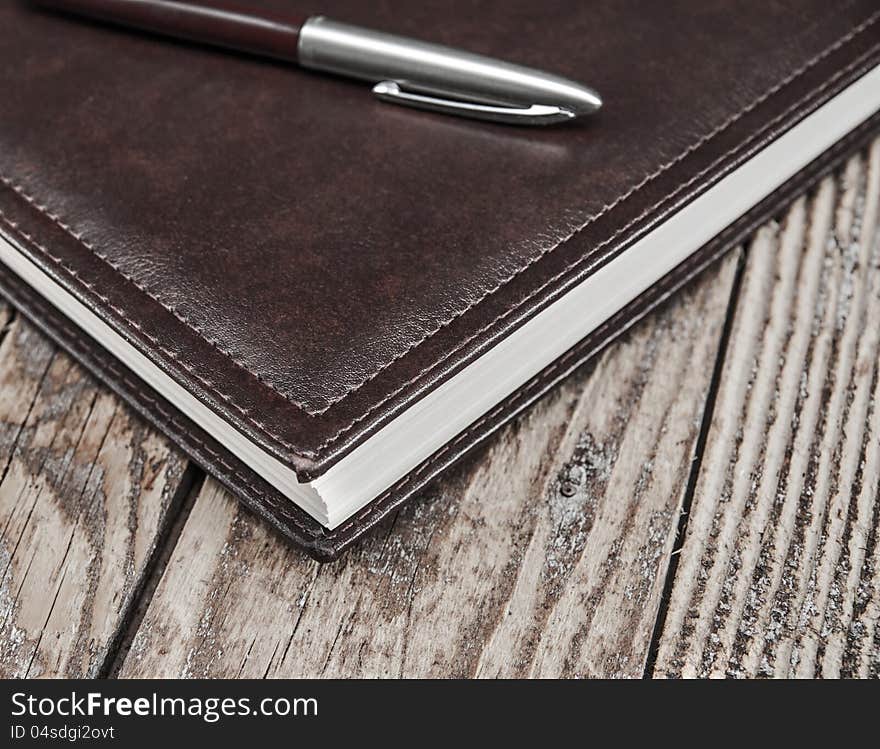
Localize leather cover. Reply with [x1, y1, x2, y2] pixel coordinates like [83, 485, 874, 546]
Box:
[1, 0, 878, 560]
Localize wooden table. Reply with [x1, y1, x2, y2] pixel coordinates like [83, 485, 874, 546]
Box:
[1, 140, 878, 680]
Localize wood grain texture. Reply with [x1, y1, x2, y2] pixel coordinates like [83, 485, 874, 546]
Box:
[653, 143, 880, 678]
[0, 312, 189, 677]
[118, 251, 740, 679]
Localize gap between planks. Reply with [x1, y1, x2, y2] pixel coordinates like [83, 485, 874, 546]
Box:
[117, 251, 741, 678]
[0, 310, 192, 677]
[652, 141, 880, 678]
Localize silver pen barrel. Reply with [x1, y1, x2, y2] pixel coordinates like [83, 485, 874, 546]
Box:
[297, 16, 602, 125]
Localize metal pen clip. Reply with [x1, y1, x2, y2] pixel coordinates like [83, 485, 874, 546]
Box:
[298, 17, 602, 126]
[371, 81, 576, 125]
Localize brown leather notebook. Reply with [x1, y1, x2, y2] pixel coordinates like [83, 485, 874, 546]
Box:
[1, 0, 879, 560]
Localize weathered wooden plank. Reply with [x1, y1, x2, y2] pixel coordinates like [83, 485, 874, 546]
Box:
[119, 250, 740, 679]
[0, 312, 189, 677]
[653, 141, 880, 678]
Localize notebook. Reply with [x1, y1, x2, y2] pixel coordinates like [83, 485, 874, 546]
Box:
[1, 0, 878, 560]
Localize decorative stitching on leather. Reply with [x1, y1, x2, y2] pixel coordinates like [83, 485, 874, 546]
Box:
[308, 33, 880, 455]
[0, 275, 326, 540]
[302, 10, 880, 417]
[0, 184, 321, 425]
[0, 11, 876, 463]
[1, 108, 870, 554]
[331, 119, 872, 539]
[336, 214, 755, 532]
[0, 210, 304, 455]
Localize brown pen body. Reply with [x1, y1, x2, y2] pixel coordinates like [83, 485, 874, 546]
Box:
[32, 0, 306, 62]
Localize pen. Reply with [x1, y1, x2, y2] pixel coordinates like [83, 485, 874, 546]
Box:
[31, 0, 602, 125]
